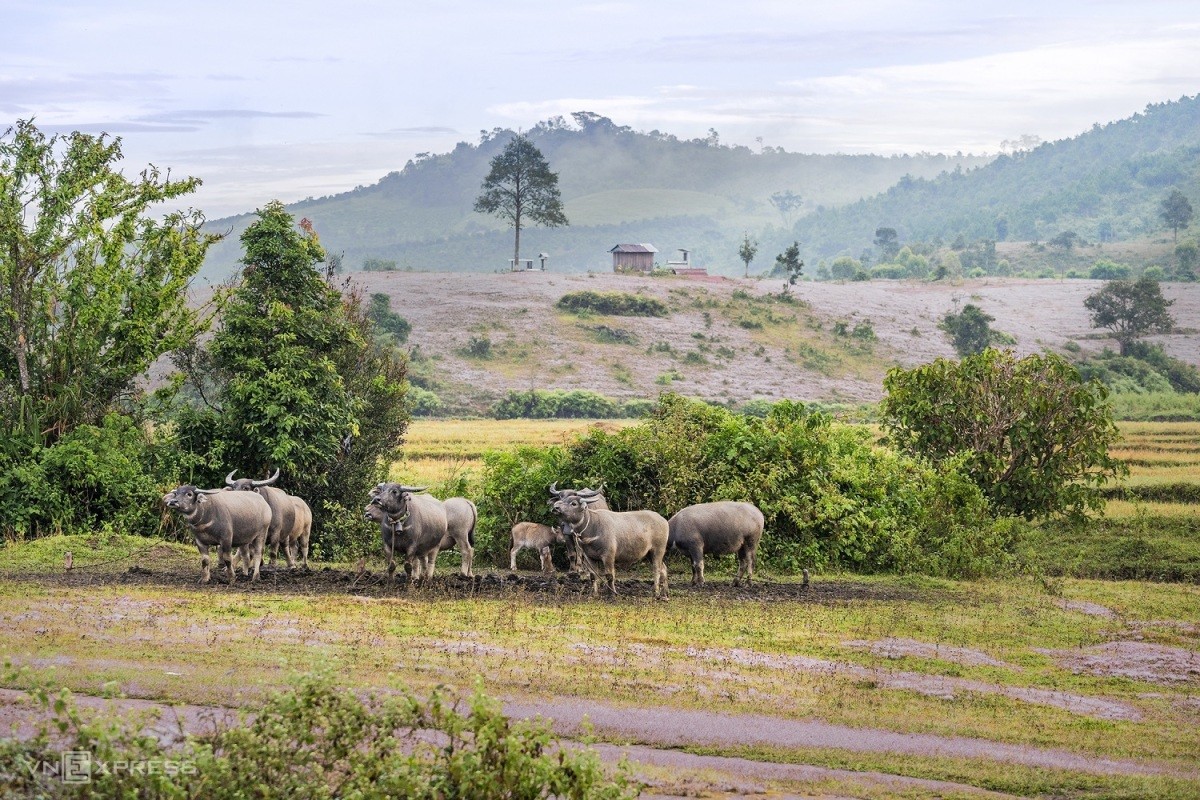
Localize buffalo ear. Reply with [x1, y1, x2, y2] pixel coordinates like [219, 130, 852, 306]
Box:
[197, 494, 208, 504]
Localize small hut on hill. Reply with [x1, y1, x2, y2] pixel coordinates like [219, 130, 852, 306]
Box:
[609, 243, 657, 272]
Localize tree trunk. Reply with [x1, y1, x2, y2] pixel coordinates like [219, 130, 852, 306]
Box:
[513, 211, 521, 271]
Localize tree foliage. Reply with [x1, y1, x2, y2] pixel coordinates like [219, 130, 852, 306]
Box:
[882, 350, 1126, 519]
[0, 120, 218, 539]
[1083, 277, 1175, 356]
[0, 119, 218, 443]
[173, 203, 409, 556]
[874, 227, 900, 260]
[1160, 189, 1194, 242]
[939, 303, 1009, 356]
[473, 134, 567, 268]
[773, 241, 804, 292]
[737, 233, 758, 277]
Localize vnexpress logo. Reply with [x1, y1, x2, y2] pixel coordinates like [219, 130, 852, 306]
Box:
[60, 751, 92, 783]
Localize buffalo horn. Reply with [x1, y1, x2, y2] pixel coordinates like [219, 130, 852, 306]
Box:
[225, 470, 238, 486]
[253, 468, 281, 487]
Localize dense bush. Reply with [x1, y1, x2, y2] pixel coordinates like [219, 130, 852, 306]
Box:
[883, 350, 1126, 519]
[1076, 342, 1200, 395]
[491, 390, 652, 420]
[0, 666, 635, 799]
[477, 394, 1017, 577]
[556, 290, 668, 317]
[0, 415, 186, 540]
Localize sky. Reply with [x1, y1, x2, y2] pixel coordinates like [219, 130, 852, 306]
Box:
[5, 1, 1200, 218]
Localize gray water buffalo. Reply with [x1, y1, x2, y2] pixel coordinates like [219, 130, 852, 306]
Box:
[163, 485, 271, 583]
[369, 483, 448, 584]
[548, 483, 608, 573]
[668, 501, 764, 586]
[441, 497, 477, 577]
[225, 470, 313, 569]
[553, 494, 669, 599]
[509, 521, 563, 572]
[548, 482, 609, 510]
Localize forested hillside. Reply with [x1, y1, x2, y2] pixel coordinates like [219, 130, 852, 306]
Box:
[198, 113, 987, 279]
[198, 98, 1200, 280]
[794, 95, 1200, 260]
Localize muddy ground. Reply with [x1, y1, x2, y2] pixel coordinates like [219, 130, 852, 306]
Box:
[9, 558, 923, 605]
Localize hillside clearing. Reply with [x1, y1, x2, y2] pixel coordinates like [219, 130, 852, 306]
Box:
[362, 271, 1199, 412]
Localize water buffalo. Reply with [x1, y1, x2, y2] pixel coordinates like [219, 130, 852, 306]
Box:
[441, 497, 477, 577]
[225, 470, 313, 569]
[554, 494, 669, 599]
[668, 501, 764, 586]
[163, 485, 271, 583]
[509, 521, 563, 572]
[369, 483, 448, 584]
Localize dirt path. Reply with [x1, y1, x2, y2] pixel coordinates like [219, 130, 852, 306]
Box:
[1, 686, 1190, 782]
[500, 697, 1187, 778]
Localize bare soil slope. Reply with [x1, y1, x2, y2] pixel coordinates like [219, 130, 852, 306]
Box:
[358, 271, 1199, 410]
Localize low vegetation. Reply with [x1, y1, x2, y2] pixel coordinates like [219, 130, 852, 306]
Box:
[0, 665, 635, 799]
[556, 290, 668, 317]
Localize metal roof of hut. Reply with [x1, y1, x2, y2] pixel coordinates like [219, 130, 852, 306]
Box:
[609, 243, 658, 254]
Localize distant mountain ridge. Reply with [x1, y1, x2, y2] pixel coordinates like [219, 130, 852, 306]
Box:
[199, 98, 1200, 280]
[793, 95, 1200, 259]
[198, 112, 988, 279]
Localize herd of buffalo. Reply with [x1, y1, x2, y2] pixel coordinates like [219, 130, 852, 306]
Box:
[162, 475, 766, 598]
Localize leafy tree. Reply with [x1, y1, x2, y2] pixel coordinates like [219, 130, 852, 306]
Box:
[874, 227, 900, 260]
[1083, 277, 1174, 356]
[1160, 189, 1194, 242]
[368, 292, 411, 343]
[829, 256, 861, 281]
[737, 233, 758, 277]
[473, 134, 568, 270]
[1175, 241, 1198, 280]
[882, 350, 1125, 519]
[939, 304, 1002, 356]
[0, 119, 217, 444]
[174, 203, 409, 556]
[769, 190, 803, 226]
[1049, 230, 1079, 252]
[773, 241, 804, 293]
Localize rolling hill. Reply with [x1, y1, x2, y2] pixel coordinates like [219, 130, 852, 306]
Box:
[198, 97, 1200, 282]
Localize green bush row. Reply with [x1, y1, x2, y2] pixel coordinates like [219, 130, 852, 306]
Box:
[492, 389, 655, 420]
[474, 394, 1020, 578]
[556, 290, 668, 317]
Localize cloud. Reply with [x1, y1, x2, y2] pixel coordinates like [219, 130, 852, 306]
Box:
[135, 109, 327, 123]
[363, 126, 461, 138]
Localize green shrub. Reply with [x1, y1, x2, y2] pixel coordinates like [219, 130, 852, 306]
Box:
[883, 350, 1125, 519]
[477, 394, 1017, 578]
[461, 334, 493, 359]
[406, 385, 444, 417]
[491, 389, 654, 420]
[0, 665, 636, 799]
[0, 415, 186, 540]
[556, 290, 668, 317]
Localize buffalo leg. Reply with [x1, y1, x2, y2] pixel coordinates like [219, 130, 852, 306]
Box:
[299, 529, 310, 569]
[510, 543, 520, 571]
[540, 546, 553, 574]
[461, 540, 474, 577]
[219, 545, 234, 584]
[249, 537, 263, 582]
[197, 542, 212, 584]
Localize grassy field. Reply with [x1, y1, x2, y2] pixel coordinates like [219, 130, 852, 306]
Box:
[2, 417, 1197, 797]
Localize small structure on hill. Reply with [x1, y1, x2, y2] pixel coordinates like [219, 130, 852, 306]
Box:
[666, 248, 708, 276]
[610, 243, 657, 272]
